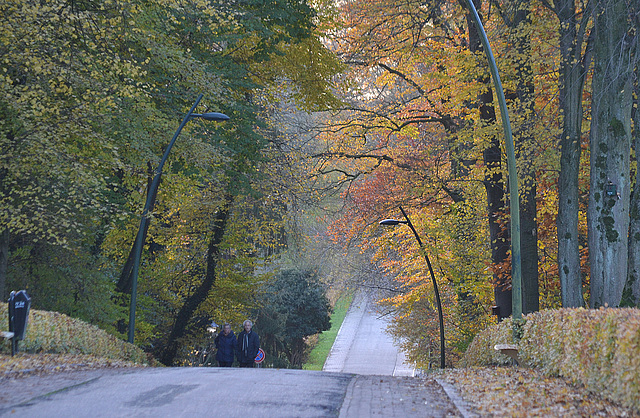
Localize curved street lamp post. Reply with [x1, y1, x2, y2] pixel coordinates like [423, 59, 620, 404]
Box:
[377, 2, 522, 366]
[127, 94, 229, 343]
[379, 206, 446, 369]
[462, 0, 522, 321]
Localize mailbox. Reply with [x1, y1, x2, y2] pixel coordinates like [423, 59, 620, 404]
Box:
[8, 290, 31, 354]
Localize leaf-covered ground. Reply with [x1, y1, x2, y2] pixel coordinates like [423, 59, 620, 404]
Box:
[0, 353, 145, 378]
[439, 366, 639, 417]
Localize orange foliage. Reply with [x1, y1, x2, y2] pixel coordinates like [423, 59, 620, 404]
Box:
[319, 0, 576, 362]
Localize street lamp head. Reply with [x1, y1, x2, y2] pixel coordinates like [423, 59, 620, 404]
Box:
[192, 112, 230, 121]
[379, 219, 407, 226]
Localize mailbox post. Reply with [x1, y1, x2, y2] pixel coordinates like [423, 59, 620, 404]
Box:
[8, 290, 31, 355]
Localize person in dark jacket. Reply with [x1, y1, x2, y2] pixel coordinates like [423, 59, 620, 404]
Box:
[236, 319, 260, 368]
[214, 323, 236, 367]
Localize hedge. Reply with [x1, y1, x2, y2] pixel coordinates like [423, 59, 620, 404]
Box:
[1, 304, 151, 365]
[460, 308, 640, 412]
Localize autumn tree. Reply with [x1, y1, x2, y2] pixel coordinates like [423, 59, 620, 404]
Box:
[0, 0, 151, 319]
[312, 0, 505, 365]
[321, 0, 551, 301]
[312, 0, 580, 365]
[1, 0, 343, 360]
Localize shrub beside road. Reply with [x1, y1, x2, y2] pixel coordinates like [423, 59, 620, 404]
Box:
[439, 366, 637, 417]
[0, 304, 151, 365]
[461, 308, 640, 413]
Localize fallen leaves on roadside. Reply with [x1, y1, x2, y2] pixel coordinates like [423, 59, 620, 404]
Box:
[438, 367, 639, 417]
[0, 353, 145, 379]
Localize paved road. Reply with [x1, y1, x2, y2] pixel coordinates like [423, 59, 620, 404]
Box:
[0, 292, 465, 417]
[1, 368, 350, 417]
[1, 367, 461, 417]
[323, 291, 414, 376]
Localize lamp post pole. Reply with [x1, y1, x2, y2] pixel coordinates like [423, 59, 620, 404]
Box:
[462, 0, 522, 321]
[127, 94, 229, 344]
[380, 206, 446, 369]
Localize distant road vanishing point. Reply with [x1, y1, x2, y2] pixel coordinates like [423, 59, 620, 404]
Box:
[323, 290, 415, 376]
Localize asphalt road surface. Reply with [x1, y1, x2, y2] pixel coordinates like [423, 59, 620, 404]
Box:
[0, 292, 464, 417]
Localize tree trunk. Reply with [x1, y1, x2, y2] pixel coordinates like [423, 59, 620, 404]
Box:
[625, 59, 640, 306]
[520, 177, 538, 314]
[0, 229, 8, 300]
[508, 0, 539, 314]
[555, 0, 591, 308]
[484, 129, 512, 319]
[158, 195, 232, 366]
[467, 0, 512, 319]
[587, 0, 634, 308]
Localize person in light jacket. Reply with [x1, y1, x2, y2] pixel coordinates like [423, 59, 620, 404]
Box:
[214, 323, 236, 367]
[236, 319, 259, 368]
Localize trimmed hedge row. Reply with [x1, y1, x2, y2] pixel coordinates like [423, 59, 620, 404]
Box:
[1, 304, 151, 365]
[460, 308, 640, 412]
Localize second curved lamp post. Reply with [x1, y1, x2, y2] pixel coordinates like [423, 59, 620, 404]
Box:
[127, 94, 229, 343]
[380, 206, 446, 369]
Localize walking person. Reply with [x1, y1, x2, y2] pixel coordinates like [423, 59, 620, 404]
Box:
[236, 319, 260, 368]
[214, 323, 236, 367]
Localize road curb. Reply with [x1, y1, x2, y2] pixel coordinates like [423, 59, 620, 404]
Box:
[435, 378, 478, 418]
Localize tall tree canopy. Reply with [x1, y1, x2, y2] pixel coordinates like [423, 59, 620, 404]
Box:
[314, 0, 638, 366]
[2, 0, 638, 368]
[1, 0, 342, 363]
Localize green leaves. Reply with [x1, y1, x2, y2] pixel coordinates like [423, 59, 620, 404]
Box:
[0, 0, 146, 246]
[1, 0, 342, 365]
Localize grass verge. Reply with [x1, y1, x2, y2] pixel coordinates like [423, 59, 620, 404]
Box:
[303, 293, 353, 371]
